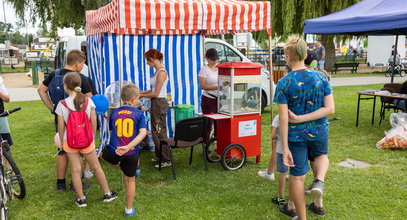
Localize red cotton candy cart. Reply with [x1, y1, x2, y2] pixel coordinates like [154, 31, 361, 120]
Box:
[203, 62, 263, 171]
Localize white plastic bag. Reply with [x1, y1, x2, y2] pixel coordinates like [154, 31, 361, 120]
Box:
[376, 113, 407, 149]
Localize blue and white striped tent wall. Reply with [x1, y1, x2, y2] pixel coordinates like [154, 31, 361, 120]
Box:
[88, 33, 204, 149]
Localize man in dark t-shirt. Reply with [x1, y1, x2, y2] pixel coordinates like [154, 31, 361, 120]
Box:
[40, 71, 92, 112]
[315, 41, 325, 70]
[394, 81, 407, 111]
[37, 50, 93, 191]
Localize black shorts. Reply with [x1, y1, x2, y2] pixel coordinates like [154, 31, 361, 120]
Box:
[102, 148, 139, 177]
[0, 133, 13, 146]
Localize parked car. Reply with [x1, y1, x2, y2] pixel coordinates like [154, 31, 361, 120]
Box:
[55, 37, 274, 112]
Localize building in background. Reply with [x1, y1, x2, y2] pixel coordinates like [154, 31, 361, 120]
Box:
[367, 36, 406, 66]
[30, 37, 56, 59]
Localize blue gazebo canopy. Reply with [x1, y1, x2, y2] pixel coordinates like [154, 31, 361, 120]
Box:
[304, 0, 407, 35]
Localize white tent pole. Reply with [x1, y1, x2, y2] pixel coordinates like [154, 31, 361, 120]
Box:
[268, 33, 274, 146]
[119, 35, 123, 106]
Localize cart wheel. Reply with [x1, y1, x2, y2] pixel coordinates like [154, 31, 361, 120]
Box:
[205, 138, 221, 163]
[385, 72, 390, 77]
[400, 71, 406, 77]
[221, 144, 246, 171]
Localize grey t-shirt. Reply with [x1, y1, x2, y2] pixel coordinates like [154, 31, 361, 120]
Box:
[272, 115, 283, 154]
[316, 46, 325, 61]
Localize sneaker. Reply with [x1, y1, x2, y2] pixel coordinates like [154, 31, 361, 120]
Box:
[124, 208, 136, 217]
[278, 204, 297, 217]
[56, 182, 66, 192]
[154, 161, 172, 168]
[309, 179, 324, 199]
[75, 198, 87, 208]
[70, 182, 91, 191]
[82, 170, 94, 179]
[103, 191, 118, 202]
[305, 184, 312, 197]
[271, 197, 286, 205]
[257, 170, 275, 181]
[307, 202, 325, 216]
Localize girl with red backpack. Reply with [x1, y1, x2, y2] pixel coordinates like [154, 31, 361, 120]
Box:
[55, 72, 117, 207]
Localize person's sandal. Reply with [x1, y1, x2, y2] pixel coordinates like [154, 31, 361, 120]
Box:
[307, 202, 325, 216]
[271, 197, 286, 205]
[278, 203, 297, 217]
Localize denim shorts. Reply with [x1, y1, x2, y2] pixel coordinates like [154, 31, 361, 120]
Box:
[318, 60, 325, 70]
[288, 135, 328, 176]
[276, 153, 288, 173]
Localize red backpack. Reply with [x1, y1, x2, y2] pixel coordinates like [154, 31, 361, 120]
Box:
[60, 98, 94, 149]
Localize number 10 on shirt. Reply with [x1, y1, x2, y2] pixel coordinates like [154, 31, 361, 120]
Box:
[115, 118, 134, 137]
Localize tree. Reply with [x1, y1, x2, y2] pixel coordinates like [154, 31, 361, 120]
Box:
[5, 0, 112, 37]
[10, 31, 25, 44]
[253, 0, 362, 71]
[0, 22, 13, 32]
[0, 22, 13, 43]
[0, 21, 34, 45]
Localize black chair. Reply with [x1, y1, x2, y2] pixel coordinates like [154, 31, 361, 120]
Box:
[379, 87, 403, 125]
[159, 116, 208, 180]
[383, 83, 402, 93]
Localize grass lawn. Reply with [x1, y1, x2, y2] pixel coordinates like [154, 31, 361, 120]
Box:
[5, 83, 407, 219]
[0, 66, 27, 73]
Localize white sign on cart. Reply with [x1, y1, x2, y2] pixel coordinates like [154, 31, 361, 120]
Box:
[238, 120, 257, 137]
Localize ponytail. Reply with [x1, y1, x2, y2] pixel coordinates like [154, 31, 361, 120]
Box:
[73, 89, 85, 111]
[63, 72, 85, 111]
[296, 39, 307, 61]
[285, 38, 308, 62]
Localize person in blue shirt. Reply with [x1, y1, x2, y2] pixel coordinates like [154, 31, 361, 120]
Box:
[274, 38, 335, 220]
[102, 83, 147, 217]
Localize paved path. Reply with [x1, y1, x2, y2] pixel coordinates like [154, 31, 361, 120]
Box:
[2, 72, 42, 102]
[6, 76, 407, 102]
[329, 75, 405, 86]
[8, 88, 40, 102]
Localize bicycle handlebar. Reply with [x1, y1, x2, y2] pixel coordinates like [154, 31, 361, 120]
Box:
[0, 107, 22, 117]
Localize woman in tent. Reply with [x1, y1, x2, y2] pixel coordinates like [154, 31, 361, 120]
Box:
[140, 49, 171, 168]
[199, 48, 220, 143]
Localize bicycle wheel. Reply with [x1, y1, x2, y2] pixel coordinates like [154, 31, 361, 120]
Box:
[0, 192, 7, 220]
[205, 138, 221, 163]
[2, 151, 25, 199]
[384, 71, 390, 77]
[0, 205, 6, 220]
[0, 169, 8, 220]
[400, 71, 406, 77]
[221, 144, 246, 171]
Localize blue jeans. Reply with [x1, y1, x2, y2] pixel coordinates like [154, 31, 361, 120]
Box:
[288, 135, 328, 176]
[318, 60, 325, 70]
[394, 99, 406, 111]
[276, 153, 288, 173]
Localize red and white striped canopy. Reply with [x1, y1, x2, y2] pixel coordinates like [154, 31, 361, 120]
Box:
[86, 0, 271, 36]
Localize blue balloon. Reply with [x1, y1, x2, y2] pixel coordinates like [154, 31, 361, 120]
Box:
[91, 94, 109, 115]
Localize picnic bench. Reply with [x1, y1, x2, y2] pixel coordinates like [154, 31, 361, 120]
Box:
[331, 63, 359, 74]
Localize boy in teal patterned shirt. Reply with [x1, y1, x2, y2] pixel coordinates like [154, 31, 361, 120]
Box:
[274, 38, 334, 220]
